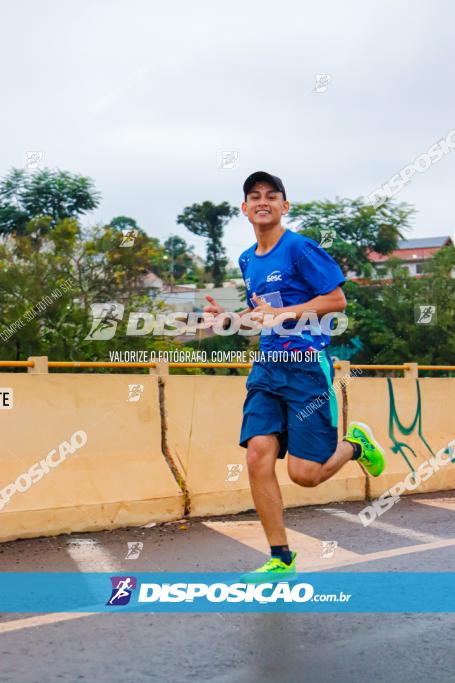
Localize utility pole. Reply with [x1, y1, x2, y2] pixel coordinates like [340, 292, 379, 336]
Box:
[164, 236, 175, 293]
[170, 236, 175, 293]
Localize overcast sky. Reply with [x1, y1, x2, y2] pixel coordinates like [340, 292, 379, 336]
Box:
[1, 0, 454, 263]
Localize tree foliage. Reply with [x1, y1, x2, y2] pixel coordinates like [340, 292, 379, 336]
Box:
[288, 197, 414, 277]
[177, 201, 239, 286]
[340, 246, 455, 365]
[0, 168, 101, 236]
[0, 164, 453, 370]
[163, 235, 195, 282]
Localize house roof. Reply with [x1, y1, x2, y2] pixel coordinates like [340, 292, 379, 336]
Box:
[142, 271, 162, 287]
[396, 236, 452, 249]
[368, 236, 453, 263]
[162, 285, 196, 293]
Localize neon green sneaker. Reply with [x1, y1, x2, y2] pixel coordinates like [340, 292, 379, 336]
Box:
[241, 552, 297, 584]
[345, 421, 385, 477]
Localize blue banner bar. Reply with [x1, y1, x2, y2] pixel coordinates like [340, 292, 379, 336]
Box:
[1, 572, 454, 613]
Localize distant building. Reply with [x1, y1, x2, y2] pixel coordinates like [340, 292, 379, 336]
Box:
[141, 266, 245, 311]
[349, 235, 454, 281]
[223, 278, 244, 288]
[159, 284, 197, 312]
[195, 286, 245, 312]
[142, 271, 163, 293]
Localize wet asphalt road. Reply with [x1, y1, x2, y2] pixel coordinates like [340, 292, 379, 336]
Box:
[1, 492, 455, 683]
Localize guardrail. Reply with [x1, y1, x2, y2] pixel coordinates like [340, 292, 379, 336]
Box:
[1, 358, 455, 374]
[1, 356, 454, 541]
[0, 361, 35, 368]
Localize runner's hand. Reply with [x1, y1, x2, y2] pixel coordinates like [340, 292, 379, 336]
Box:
[204, 295, 225, 315]
[250, 293, 275, 323]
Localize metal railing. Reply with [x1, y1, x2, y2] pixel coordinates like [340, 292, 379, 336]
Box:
[1, 359, 455, 374]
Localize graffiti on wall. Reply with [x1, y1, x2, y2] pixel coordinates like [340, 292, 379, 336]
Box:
[387, 378, 455, 473]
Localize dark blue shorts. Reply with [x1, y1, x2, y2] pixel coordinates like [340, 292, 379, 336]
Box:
[239, 352, 338, 463]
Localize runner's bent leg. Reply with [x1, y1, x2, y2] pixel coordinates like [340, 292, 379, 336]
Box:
[320, 439, 356, 482]
[288, 440, 355, 487]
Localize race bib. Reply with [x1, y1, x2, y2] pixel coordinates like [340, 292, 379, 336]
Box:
[252, 290, 283, 309]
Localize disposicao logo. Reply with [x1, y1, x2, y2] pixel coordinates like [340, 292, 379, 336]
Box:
[104, 577, 352, 608]
[106, 576, 137, 606]
[137, 582, 318, 604]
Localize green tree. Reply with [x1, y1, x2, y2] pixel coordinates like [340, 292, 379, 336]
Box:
[177, 201, 239, 286]
[108, 215, 168, 277]
[0, 220, 187, 364]
[80, 223, 165, 308]
[109, 216, 141, 233]
[339, 247, 455, 366]
[163, 235, 195, 283]
[185, 259, 208, 287]
[288, 198, 414, 277]
[0, 168, 101, 237]
[0, 218, 86, 361]
[0, 170, 201, 369]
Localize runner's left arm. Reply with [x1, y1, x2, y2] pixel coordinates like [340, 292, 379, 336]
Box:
[279, 286, 346, 318]
[250, 287, 346, 322]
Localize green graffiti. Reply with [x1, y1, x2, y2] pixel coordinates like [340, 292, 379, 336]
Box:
[387, 378, 435, 473]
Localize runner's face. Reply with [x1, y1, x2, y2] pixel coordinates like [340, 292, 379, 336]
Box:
[241, 182, 289, 228]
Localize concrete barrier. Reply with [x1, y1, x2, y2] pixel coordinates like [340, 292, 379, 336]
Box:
[163, 374, 366, 517]
[347, 377, 455, 499]
[0, 374, 184, 541]
[1, 369, 454, 542]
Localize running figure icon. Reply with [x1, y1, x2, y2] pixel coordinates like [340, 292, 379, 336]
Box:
[107, 576, 137, 606]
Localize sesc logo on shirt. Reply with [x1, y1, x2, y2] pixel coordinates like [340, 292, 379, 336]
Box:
[266, 270, 282, 283]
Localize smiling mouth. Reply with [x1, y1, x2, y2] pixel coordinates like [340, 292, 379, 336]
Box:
[256, 210, 270, 215]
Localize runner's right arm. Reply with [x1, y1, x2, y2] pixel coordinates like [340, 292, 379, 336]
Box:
[203, 296, 253, 330]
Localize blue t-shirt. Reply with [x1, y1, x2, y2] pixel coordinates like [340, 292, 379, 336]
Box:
[238, 229, 345, 352]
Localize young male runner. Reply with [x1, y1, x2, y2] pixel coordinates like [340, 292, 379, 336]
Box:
[204, 171, 385, 582]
